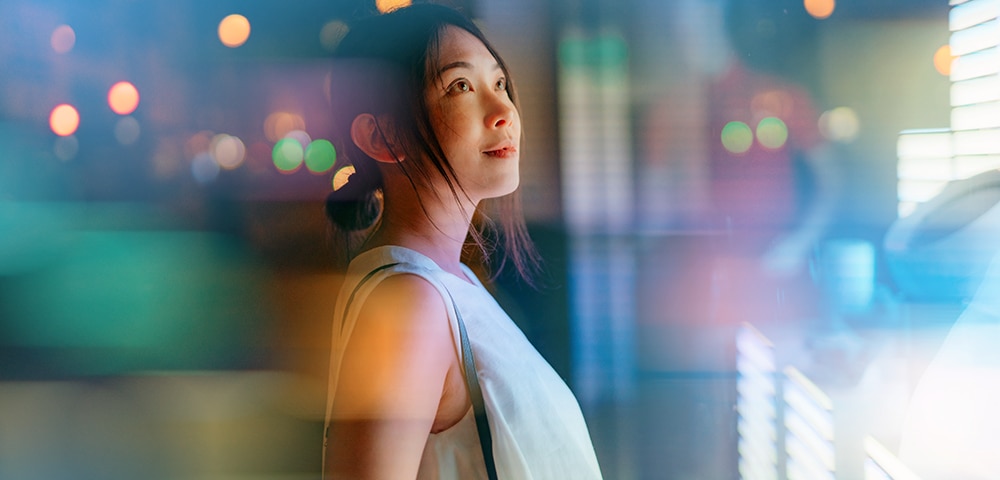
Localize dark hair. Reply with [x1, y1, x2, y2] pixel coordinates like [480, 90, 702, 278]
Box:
[325, 3, 540, 284]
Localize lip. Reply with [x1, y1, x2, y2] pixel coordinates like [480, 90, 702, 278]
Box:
[482, 140, 518, 158]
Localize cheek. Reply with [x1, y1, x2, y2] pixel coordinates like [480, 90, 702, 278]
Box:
[433, 109, 474, 146]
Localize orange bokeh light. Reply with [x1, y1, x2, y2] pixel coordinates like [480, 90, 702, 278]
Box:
[219, 14, 251, 48]
[376, 0, 411, 13]
[108, 81, 140, 115]
[933, 45, 954, 76]
[263, 111, 306, 142]
[804, 0, 835, 19]
[50, 104, 80, 136]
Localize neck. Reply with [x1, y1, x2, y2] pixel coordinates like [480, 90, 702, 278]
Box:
[365, 185, 477, 278]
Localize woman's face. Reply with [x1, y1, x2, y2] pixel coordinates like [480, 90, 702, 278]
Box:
[424, 25, 521, 204]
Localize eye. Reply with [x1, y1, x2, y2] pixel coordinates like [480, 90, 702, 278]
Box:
[447, 79, 471, 94]
[496, 77, 507, 91]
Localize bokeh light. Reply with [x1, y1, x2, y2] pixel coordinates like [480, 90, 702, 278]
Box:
[284, 129, 311, 149]
[333, 165, 356, 191]
[272, 138, 304, 173]
[54, 136, 79, 161]
[933, 45, 953, 76]
[804, 0, 835, 20]
[751, 89, 794, 119]
[49, 104, 80, 136]
[108, 81, 140, 115]
[721, 121, 753, 154]
[114, 116, 141, 145]
[376, 0, 412, 13]
[755, 117, 789, 150]
[50, 25, 76, 54]
[306, 139, 337, 174]
[819, 106, 860, 143]
[211, 134, 247, 170]
[264, 111, 306, 142]
[185, 131, 214, 158]
[219, 14, 251, 48]
[320, 20, 349, 52]
[192, 152, 220, 184]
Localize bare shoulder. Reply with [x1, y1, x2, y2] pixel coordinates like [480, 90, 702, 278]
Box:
[327, 272, 458, 478]
[353, 273, 454, 349]
[334, 272, 454, 418]
[361, 273, 449, 327]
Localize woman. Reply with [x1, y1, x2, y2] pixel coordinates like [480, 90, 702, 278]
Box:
[322, 4, 603, 479]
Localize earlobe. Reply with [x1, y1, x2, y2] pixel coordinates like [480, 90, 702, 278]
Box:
[350, 113, 404, 164]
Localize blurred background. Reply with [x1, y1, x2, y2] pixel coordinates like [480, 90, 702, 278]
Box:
[3, 0, 1000, 478]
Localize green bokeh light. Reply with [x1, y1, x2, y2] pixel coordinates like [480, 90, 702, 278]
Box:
[721, 121, 753, 154]
[272, 138, 304, 173]
[305, 139, 336, 174]
[756, 117, 789, 150]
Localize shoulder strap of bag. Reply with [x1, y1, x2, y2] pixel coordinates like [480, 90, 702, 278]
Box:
[332, 263, 499, 480]
[445, 286, 499, 480]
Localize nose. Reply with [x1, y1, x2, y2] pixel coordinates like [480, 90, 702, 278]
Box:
[486, 92, 516, 129]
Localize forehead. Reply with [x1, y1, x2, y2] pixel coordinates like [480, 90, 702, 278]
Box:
[433, 25, 494, 65]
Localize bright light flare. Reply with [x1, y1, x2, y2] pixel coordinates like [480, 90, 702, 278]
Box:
[219, 14, 251, 48]
[934, 45, 954, 76]
[333, 166, 355, 191]
[108, 81, 140, 115]
[804, 0, 835, 20]
[376, 0, 412, 13]
[49, 104, 80, 136]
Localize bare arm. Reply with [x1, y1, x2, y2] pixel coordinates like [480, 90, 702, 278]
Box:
[325, 274, 455, 479]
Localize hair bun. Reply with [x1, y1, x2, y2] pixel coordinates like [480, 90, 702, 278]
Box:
[325, 171, 382, 231]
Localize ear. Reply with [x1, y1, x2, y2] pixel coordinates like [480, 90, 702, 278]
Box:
[350, 113, 405, 164]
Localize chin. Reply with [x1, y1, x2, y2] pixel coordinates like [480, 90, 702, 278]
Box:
[480, 180, 519, 201]
[497, 174, 521, 197]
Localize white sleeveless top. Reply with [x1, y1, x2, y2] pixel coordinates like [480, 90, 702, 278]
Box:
[324, 246, 603, 479]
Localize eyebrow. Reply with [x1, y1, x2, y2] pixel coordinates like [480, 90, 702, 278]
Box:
[437, 61, 502, 76]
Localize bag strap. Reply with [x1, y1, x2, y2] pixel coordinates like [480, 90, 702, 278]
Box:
[446, 286, 499, 480]
[339, 262, 401, 336]
[334, 263, 499, 479]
